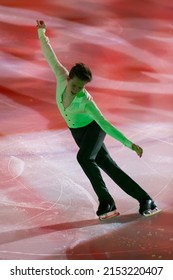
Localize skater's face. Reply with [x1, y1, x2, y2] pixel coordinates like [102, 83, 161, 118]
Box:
[67, 76, 87, 95]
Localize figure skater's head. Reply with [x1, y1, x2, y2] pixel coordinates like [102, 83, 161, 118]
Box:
[67, 63, 92, 95]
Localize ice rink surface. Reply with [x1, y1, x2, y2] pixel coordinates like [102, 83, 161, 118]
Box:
[0, 0, 173, 260]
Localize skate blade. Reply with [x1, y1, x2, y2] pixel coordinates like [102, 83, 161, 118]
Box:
[99, 210, 120, 221]
[143, 208, 161, 217]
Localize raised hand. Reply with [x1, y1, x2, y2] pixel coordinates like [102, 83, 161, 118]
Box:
[36, 20, 46, 29]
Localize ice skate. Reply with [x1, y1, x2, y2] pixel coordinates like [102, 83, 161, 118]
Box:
[99, 209, 120, 220]
[139, 199, 161, 217]
[97, 201, 120, 220]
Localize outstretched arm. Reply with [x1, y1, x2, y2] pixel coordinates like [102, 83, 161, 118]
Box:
[85, 100, 143, 157]
[36, 20, 68, 80]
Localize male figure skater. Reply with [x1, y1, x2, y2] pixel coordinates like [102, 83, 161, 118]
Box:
[36, 20, 159, 220]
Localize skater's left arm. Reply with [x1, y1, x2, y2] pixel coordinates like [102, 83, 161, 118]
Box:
[85, 100, 143, 157]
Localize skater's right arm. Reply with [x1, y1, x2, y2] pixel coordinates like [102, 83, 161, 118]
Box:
[36, 20, 68, 80]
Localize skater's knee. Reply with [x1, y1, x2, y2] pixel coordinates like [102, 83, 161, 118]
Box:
[77, 151, 86, 164]
[77, 150, 93, 164]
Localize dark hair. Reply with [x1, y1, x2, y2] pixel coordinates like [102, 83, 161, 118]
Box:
[69, 63, 92, 82]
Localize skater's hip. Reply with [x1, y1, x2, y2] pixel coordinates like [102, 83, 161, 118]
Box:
[69, 121, 105, 147]
[69, 120, 103, 136]
[69, 120, 96, 131]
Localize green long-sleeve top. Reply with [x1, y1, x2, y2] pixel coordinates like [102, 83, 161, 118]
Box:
[38, 28, 133, 149]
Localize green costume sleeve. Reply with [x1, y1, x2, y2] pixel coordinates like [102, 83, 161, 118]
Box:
[85, 101, 133, 149]
[38, 28, 68, 79]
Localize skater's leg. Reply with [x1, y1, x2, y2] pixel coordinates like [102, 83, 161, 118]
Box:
[95, 143, 151, 204]
[70, 121, 115, 204]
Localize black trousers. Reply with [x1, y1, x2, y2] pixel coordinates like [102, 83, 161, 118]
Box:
[69, 121, 151, 207]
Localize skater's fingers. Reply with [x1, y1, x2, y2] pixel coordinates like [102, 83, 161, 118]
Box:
[136, 146, 143, 157]
[132, 144, 143, 157]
